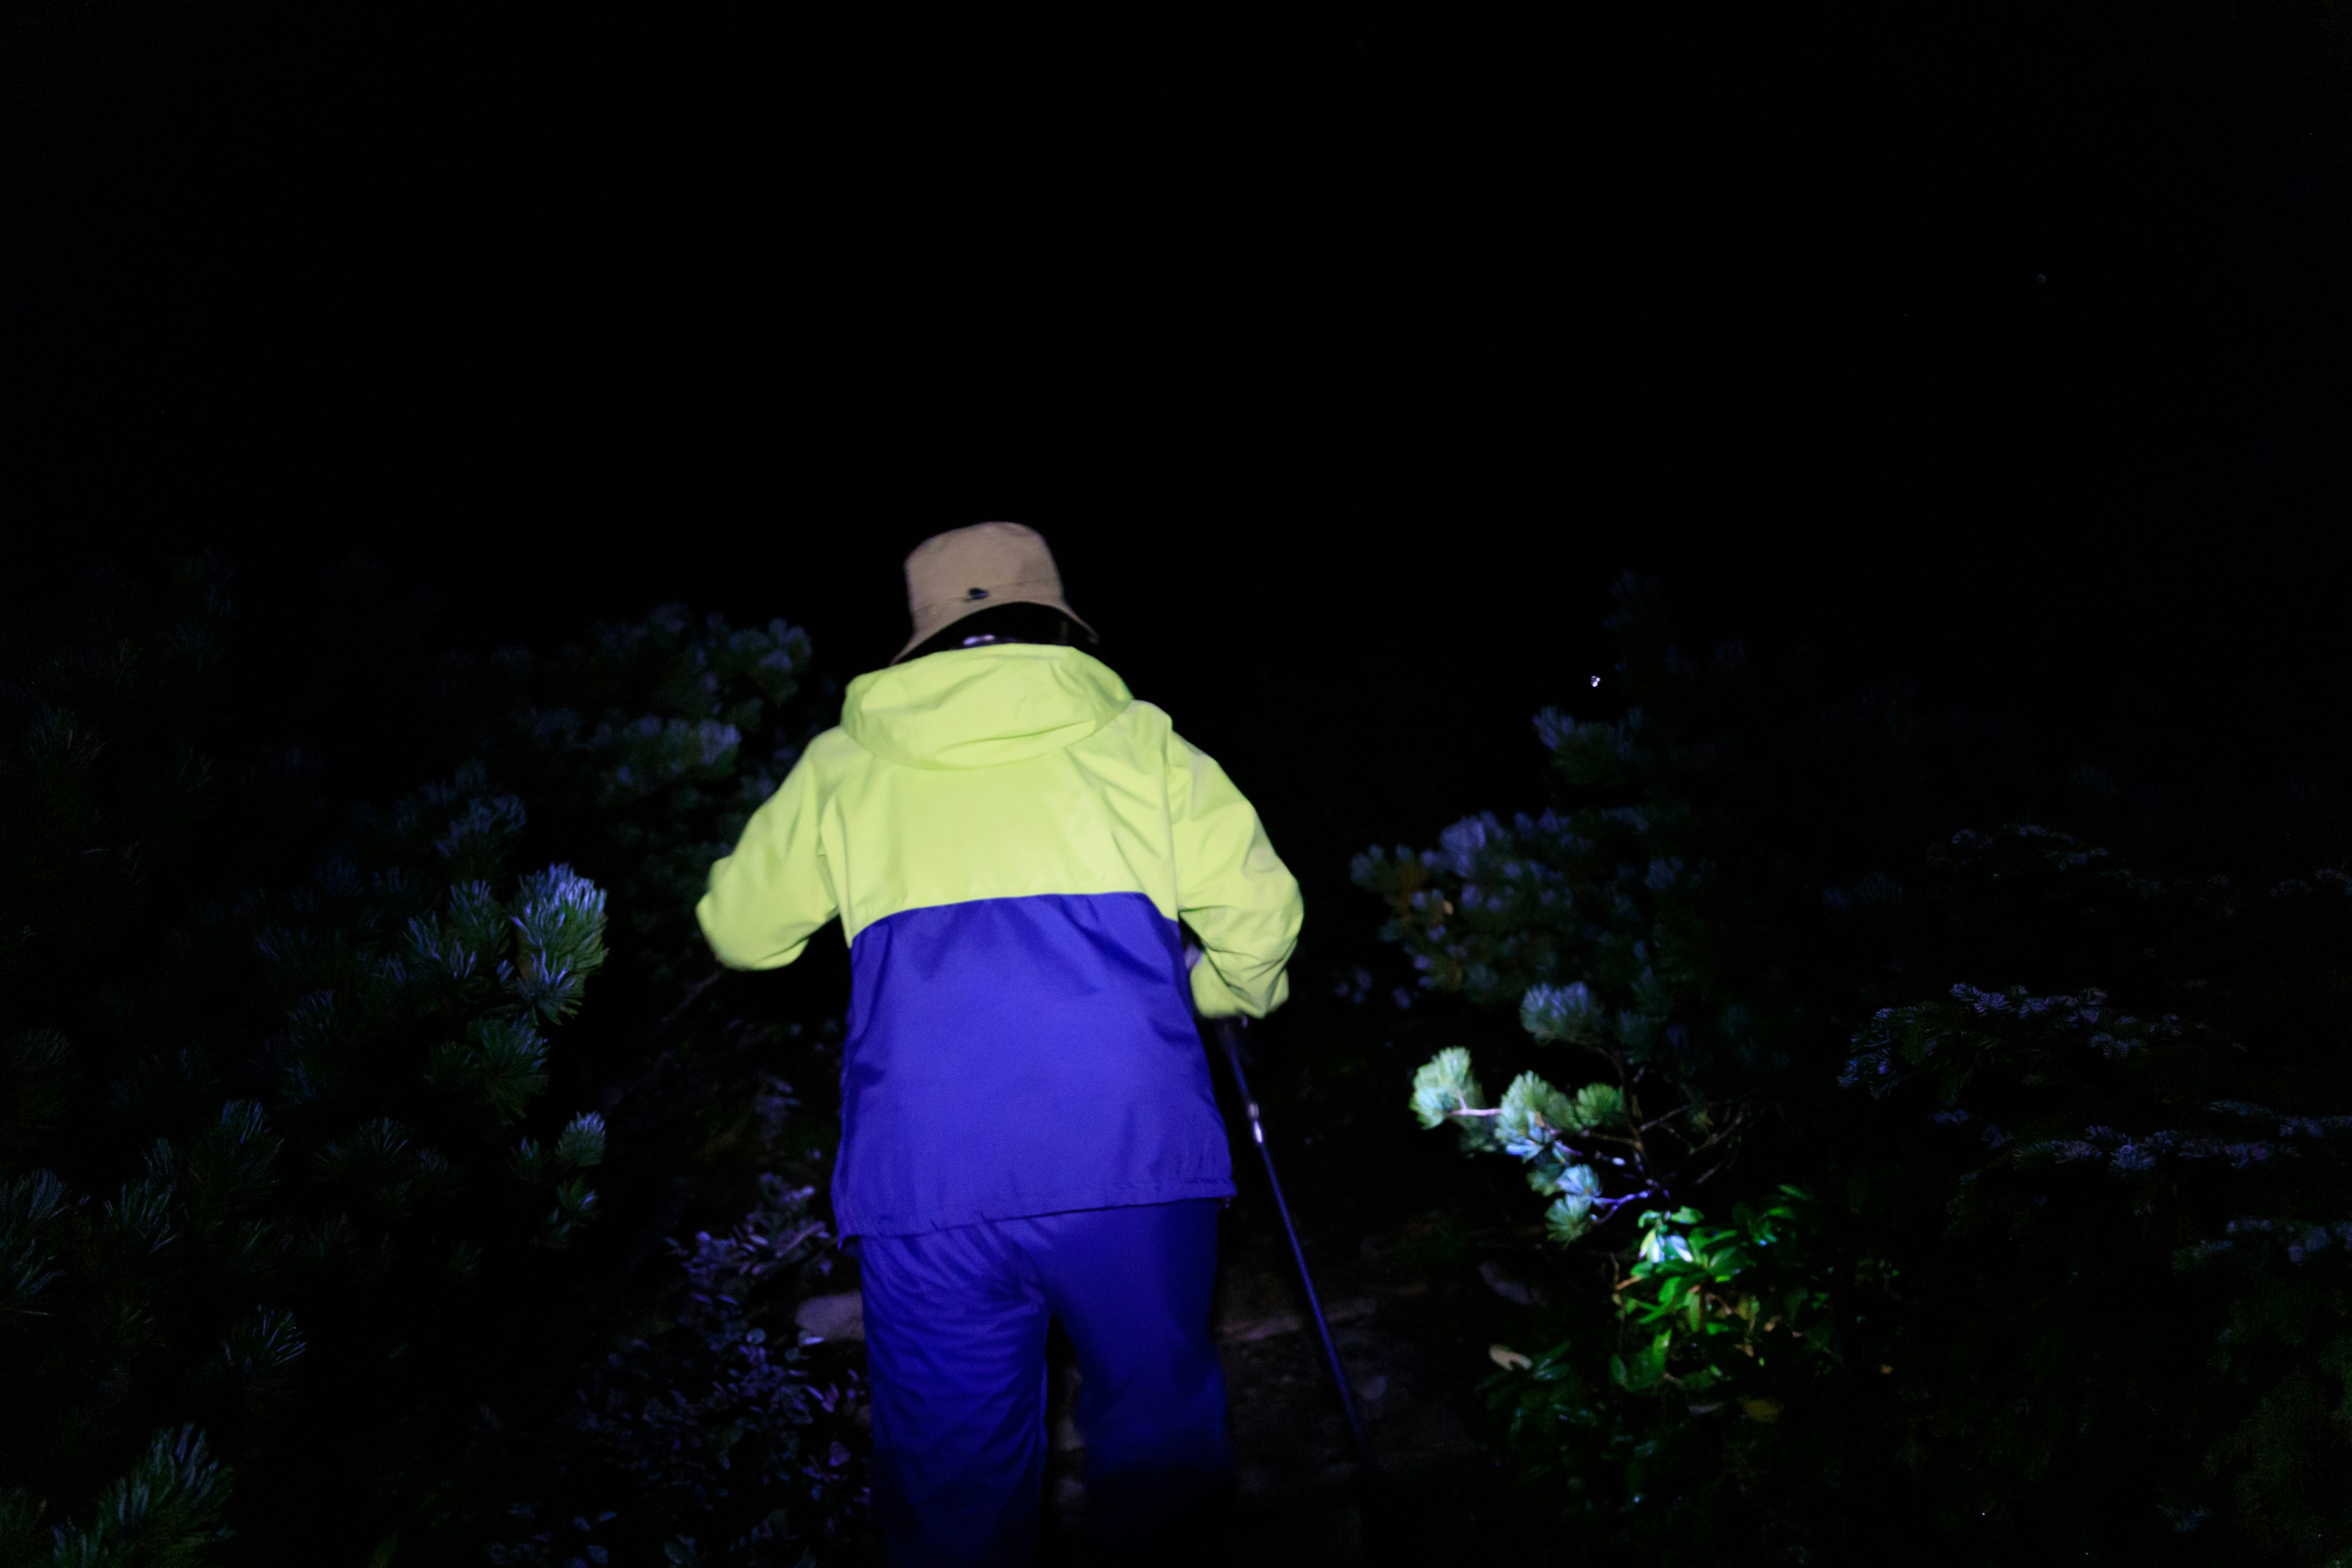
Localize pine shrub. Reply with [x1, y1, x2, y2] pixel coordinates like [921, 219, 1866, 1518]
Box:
[1361, 578, 2352, 1561]
[0, 565, 863, 1562]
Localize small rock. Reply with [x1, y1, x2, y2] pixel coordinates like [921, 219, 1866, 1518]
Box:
[793, 1290, 864, 1342]
[1479, 1259, 1547, 1306]
[1218, 1310, 1305, 1343]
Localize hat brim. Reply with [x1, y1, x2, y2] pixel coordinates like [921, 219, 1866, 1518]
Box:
[891, 595, 1101, 663]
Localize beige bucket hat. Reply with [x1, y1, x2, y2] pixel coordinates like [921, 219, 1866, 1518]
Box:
[893, 522, 1099, 663]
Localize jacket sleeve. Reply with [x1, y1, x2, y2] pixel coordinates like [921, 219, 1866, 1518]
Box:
[695, 755, 839, 970]
[1168, 731, 1304, 1017]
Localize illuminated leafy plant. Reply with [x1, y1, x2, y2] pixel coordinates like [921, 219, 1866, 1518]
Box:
[1610, 1195, 1832, 1398]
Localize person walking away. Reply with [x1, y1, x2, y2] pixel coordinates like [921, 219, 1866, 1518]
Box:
[695, 522, 1304, 1564]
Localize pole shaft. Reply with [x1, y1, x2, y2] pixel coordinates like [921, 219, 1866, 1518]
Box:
[1215, 1019, 1373, 1472]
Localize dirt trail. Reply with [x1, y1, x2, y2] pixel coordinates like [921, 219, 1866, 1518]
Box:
[1035, 1199, 1536, 1566]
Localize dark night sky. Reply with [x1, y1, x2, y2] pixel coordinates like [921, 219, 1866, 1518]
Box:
[7, 7, 2350, 942]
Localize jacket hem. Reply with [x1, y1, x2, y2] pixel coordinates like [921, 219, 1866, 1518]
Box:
[835, 1175, 1238, 1238]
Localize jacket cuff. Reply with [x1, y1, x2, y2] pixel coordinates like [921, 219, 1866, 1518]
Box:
[1189, 959, 1287, 1019]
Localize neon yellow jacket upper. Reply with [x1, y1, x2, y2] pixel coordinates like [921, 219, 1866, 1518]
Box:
[696, 643, 1303, 1235]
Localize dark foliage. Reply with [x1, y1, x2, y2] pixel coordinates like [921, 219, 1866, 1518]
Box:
[1362, 578, 2352, 1562]
[483, 1172, 870, 1567]
[0, 565, 865, 1563]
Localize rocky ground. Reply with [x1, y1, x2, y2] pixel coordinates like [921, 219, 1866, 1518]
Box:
[1133, 1196, 1555, 1566]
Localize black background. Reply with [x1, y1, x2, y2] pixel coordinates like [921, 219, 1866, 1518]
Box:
[8, 6, 2350, 937]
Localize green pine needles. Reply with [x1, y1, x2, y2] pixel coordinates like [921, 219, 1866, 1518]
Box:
[0, 568, 617, 1558]
[1409, 1047, 1626, 1242]
[508, 864, 610, 1022]
[4, 1427, 234, 1567]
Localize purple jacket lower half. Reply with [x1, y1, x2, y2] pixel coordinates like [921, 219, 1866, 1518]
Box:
[831, 891, 1236, 1237]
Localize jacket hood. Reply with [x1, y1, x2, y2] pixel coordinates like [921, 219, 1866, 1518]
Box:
[840, 644, 1131, 769]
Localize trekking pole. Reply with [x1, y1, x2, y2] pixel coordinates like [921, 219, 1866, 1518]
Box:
[1210, 1014, 1375, 1476]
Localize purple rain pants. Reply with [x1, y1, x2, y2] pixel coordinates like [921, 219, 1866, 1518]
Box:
[858, 1198, 1234, 1565]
